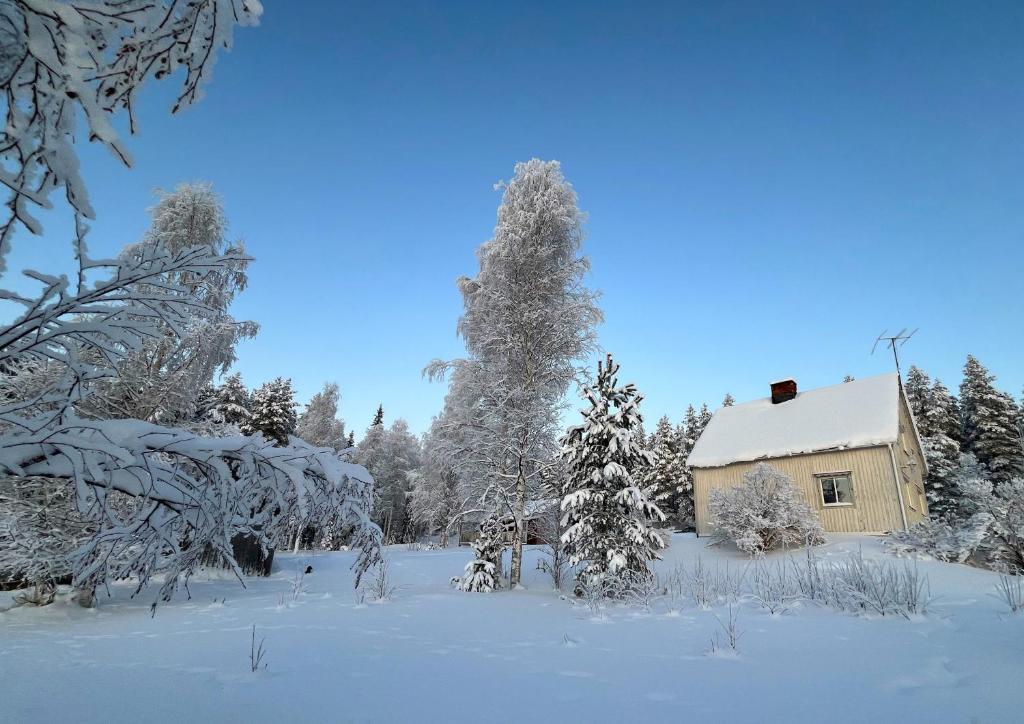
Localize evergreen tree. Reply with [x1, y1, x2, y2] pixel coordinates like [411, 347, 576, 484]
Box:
[843, 375, 855, 383]
[722, 393, 735, 407]
[560, 354, 665, 594]
[644, 416, 683, 512]
[346, 430, 356, 449]
[905, 366, 962, 518]
[371, 404, 384, 428]
[295, 382, 346, 450]
[242, 377, 298, 446]
[697, 403, 712, 433]
[960, 356, 1023, 484]
[213, 372, 251, 427]
[457, 515, 505, 592]
[356, 419, 422, 541]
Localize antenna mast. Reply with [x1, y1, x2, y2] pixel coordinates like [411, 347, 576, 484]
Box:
[871, 328, 918, 380]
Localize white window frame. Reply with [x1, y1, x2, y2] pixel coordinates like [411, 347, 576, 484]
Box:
[817, 472, 855, 507]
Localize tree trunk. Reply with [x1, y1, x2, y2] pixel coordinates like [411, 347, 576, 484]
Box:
[509, 466, 528, 587]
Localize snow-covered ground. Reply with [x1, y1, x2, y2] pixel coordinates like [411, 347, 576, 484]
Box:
[2, 534, 1021, 723]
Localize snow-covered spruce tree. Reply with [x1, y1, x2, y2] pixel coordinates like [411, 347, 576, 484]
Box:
[371, 404, 384, 428]
[78, 183, 257, 425]
[673, 403, 709, 528]
[457, 515, 506, 592]
[427, 159, 602, 587]
[560, 354, 665, 595]
[696, 403, 713, 436]
[644, 416, 686, 527]
[243, 378, 298, 446]
[213, 372, 252, 428]
[296, 382, 347, 450]
[905, 366, 963, 519]
[0, 0, 262, 264]
[722, 393, 735, 407]
[960, 356, 1023, 484]
[708, 462, 826, 555]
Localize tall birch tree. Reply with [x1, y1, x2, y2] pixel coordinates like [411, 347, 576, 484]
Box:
[428, 159, 602, 586]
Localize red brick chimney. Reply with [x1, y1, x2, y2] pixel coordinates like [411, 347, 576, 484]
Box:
[770, 379, 797, 404]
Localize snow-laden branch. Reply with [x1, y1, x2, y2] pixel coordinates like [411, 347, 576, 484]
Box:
[0, 0, 262, 268]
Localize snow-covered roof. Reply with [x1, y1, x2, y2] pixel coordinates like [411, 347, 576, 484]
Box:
[688, 373, 902, 468]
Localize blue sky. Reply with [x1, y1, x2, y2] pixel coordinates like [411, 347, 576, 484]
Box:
[7, 0, 1023, 435]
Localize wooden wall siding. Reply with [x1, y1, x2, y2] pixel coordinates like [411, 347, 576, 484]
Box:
[895, 393, 929, 524]
[693, 446, 907, 536]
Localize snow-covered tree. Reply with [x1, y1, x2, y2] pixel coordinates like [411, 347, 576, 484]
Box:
[905, 366, 962, 519]
[0, 241, 381, 600]
[960, 356, 1023, 484]
[0, 476, 90, 598]
[674, 403, 709, 527]
[0, 4, 382, 605]
[843, 374, 855, 383]
[722, 393, 735, 407]
[410, 414, 467, 546]
[456, 515, 505, 592]
[953, 455, 1024, 573]
[0, 0, 262, 258]
[415, 363, 493, 548]
[644, 416, 686, 526]
[296, 382, 347, 450]
[696, 403, 712, 435]
[371, 404, 384, 428]
[427, 159, 602, 587]
[355, 418, 422, 541]
[560, 354, 665, 595]
[213, 372, 251, 428]
[243, 378, 298, 446]
[708, 462, 826, 555]
[78, 183, 257, 424]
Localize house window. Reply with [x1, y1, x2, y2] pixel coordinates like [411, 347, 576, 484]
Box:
[818, 474, 854, 506]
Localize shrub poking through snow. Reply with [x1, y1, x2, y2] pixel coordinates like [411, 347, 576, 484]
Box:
[993, 573, 1023, 614]
[456, 515, 505, 592]
[708, 463, 826, 555]
[887, 517, 989, 564]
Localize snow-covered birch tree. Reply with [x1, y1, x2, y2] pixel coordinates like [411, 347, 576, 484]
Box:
[78, 183, 257, 424]
[296, 382, 347, 450]
[427, 159, 602, 587]
[0, 5, 384, 602]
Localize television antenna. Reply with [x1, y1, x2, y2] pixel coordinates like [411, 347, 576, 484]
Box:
[871, 328, 917, 380]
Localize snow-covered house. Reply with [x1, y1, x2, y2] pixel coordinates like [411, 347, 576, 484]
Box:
[688, 374, 929, 535]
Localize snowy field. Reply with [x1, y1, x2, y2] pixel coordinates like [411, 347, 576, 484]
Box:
[2, 534, 1021, 723]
